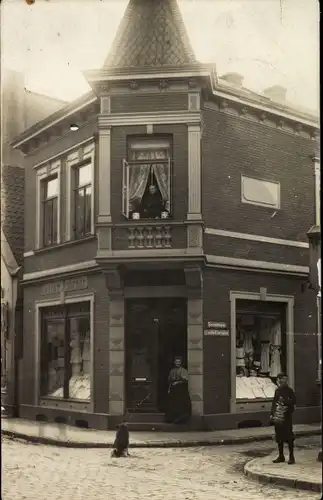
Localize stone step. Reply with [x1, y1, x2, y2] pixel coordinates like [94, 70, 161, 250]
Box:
[127, 422, 193, 432]
[125, 413, 166, 423]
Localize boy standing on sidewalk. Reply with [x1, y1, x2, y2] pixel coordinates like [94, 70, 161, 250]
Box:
[270, 373, 296, 464]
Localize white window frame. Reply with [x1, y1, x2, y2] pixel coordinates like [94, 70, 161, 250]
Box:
[66, 142, 95, 241]
[122, 138, 172, 219]
[36, 160, 61, 249]
[241, 175, 280, 209]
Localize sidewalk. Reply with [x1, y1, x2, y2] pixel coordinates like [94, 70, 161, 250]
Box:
[1, 417, 321, 449]
[244, 448, 322, 493]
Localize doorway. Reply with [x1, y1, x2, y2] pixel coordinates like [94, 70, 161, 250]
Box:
[125, 297, 187, 413]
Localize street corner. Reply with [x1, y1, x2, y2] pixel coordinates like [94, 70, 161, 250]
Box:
[243, 449, 323, 494]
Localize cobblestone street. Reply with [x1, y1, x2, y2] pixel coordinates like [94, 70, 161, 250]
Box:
[2, 435, 320, 500]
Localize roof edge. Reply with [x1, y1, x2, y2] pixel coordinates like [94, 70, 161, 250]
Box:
[11, 90, 97, 149]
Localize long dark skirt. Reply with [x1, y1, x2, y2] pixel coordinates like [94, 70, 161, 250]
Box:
[165, 381, 192, 424]
[274, 416, 294, 443]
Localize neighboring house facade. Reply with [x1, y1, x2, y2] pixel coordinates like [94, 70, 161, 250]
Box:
[11, 0, 320, 430]
[1, 69, 66, 414]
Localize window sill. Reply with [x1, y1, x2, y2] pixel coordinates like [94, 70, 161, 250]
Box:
[40, 396, 91, 404]
[34, 235, 97, 255]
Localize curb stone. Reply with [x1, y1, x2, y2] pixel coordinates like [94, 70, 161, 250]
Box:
[1, 427, 321, 449]
[244, 458, 322, 493]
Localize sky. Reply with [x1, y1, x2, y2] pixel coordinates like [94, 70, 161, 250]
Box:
[1, 0, 320, 112]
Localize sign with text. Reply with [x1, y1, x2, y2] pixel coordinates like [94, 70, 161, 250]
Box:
[204, 329, 229, 337]
[40, 277, 88, 296]
[207, 321, 227, 329]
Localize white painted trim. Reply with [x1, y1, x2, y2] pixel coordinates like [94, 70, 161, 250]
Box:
[13, 95, 97, 149]
[23, 260, 98, 282]
[187, 124, 202, 217]
[205, 228, 309, 249]
[23, 251, 35, 258]
[36, 160, 61, 249]
[32, 137, 96, 170]
[314, 159, 320, 226]
[35, 293, 95, 407]
[98, 111, 201, 127]
[86, 69, 211, 82]
[229, 291, 295, 413]
[241, 175, 281, 210]
[212, 89, 318, 128]
[96, 248, 203, 259]
[206, 255, 309, 275]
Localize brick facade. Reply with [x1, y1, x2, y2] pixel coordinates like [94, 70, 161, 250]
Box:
[10, 0, 319, 430]
[201, 106, 316, 243]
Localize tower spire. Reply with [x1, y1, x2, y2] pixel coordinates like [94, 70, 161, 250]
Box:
[103, 0, 196, 69]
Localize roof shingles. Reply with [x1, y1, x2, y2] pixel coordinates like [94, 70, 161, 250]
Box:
[103, 0, 196, 69]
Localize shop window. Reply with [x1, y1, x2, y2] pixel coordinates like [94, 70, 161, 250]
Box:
[122, 137, 172, 220]
[236, 304, 286, 400]
[241, 175, 280, 209]
[73, 163, 92, 238]
[40, 303, 91, 401]
[42, 175, 59, 247]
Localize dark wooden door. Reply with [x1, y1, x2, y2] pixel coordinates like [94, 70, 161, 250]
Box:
[126, 300, 159, 412]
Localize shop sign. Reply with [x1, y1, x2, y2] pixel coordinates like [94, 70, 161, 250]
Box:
[207, 321, 227, 329]
[41, 277, 88, 296]
[204, 329, 229, 337]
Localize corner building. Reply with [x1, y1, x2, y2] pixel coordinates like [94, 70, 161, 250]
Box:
[12, 0, 320, 430]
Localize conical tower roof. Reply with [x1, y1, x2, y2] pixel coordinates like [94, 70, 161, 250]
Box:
[103, 0, 197, 69]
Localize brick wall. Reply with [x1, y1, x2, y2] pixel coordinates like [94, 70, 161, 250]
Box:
[204, 234, 309, 267]
[1, 165, 25, 265]
[20, 273, 110, 411]
[201, 106, 316, 244]
[203, 266, 318, 414]
[110, 123, 188, 222]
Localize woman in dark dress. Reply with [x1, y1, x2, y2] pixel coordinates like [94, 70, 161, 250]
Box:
[270, 373, 296, 464]
[165, 356, 192, 424]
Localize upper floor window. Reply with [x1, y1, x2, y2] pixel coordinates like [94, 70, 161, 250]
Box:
[122, 137, 172, 220]
[241, 175, 280, 209]
[43, 176, 58, 247]
[74, 163, 92, 238]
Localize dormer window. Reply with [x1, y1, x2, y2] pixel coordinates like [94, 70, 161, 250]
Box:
[122, 137, 172, 220]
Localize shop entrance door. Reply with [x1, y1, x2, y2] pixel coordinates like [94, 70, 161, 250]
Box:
[125, 298, 187, 413]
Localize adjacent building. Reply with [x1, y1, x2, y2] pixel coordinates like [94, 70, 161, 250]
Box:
[1, 70, 66, 414]
[10, 0, 320, 430]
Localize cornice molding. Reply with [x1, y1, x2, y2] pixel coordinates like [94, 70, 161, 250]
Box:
[98, 111, 201, 128]
[209, 90, 318, 131]
[204, 101, 317, 139]
[12, 98, 98, 153]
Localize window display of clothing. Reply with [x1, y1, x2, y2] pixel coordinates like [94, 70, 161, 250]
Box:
[70, 337, 82, 375]
[236, 311, 285, 400]
[82, 337, 90, 374]
[269, 345, 281, 378]
[260, 342, 270, 373]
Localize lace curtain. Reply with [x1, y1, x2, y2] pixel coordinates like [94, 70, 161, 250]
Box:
[129, 150, 169, 211]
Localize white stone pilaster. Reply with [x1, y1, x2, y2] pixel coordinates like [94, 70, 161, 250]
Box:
[187, 124, 201, 220]
[98, 127, 111, 224]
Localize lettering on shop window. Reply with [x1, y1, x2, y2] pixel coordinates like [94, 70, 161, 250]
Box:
[207, 321, 227, 329]
[204, 329, 229, 337]
[40, 277, 88, 296]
